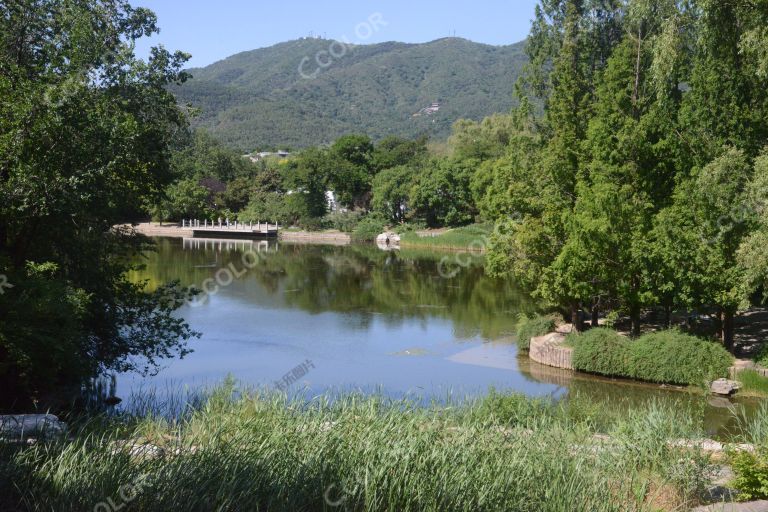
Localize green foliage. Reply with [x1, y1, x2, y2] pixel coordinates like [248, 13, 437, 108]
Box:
[169, 130, 256, 182]
[628, 330, 733, 386]
[153, 178, 211, 221]
[352, 214, 388, 242]
[410, 158, 477, 227]
[515, 314, 556, 351]
[173, 39, 528, 151]
[0, 386, 713, 512]
[238, 191, 293, 225]
[371, 165, 416, 224]
[731, 448, 768, 501]
[323, 211, 364, 233]
[0, 0, 197, 407]
[327, 134, 375, 209]
[736, 370, 768, 396]
[475, 388, 551, 426]
[371, 136, 428, 172]
[570, 328, 630, 377]
[399, 224, 492, 250]
[571, 329, 733, 386]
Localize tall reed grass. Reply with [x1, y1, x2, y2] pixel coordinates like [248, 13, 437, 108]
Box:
[0, 383, 725, 511]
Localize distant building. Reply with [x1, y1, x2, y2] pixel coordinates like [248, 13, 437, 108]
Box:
[412, 101, 441, 117]
[243, 150, 292, 162]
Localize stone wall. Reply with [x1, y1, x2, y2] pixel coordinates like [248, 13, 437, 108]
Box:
[529, 332, 574, 371]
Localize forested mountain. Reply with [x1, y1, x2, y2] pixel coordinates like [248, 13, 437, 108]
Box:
[173, 37, 528, 151]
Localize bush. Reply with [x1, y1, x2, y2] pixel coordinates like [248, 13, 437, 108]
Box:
[324, 211, 363, 232]
[571, 329, 733, 386]
[754, 344, 768, 368]
[731, 448, 768, 501]
[297, 216, 327, 231]
[351, 214, 387, 242]
[570, 328, 629, 377]
[627, 330, 732, 386]
[516, 314, 556, 351]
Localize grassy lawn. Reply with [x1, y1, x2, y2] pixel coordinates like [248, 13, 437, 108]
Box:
[399, 224, 493, 251]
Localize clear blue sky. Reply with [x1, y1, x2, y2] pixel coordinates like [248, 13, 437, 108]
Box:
[133, 0, 540, 68]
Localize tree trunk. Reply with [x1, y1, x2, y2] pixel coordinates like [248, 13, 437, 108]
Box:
[722, 310, 735, 353]
[630, 305, 641, 338]
[571, 303, 583, 333]
[664, 303, 672, 329]
[715, 310, 724, 340]
[591, 304, 599, 328]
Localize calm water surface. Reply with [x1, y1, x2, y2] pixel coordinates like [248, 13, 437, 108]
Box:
[123, 237, 762, 437]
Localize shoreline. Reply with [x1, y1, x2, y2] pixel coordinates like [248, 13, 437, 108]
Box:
[124, 223, 352, 245]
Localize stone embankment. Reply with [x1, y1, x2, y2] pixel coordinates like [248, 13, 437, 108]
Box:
[280, 231, 350, 244]
[121, 222, 192, 237]
[528, 325, 575, 370]
[730, 359, 768, 379]
[121, 223, 352, 244]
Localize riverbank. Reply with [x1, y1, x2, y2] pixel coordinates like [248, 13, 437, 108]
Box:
[2, 385, 764, 511]
[124, 223, 352, 245]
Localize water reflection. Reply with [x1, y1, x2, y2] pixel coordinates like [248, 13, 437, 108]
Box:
[122, 238, 761, 438]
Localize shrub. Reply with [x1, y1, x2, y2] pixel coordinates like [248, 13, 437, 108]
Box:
[297, 216, 327, 231]
[324, 211, 363, 232]
[571, 329, 733, 386]
[516, 314, 556, 351]
[627, 330, 732, 386]
[754, 345, 768, 368]
[351, 214, 387, 242]
[731, 448, 768, 501]
[571, 328, 629, 377]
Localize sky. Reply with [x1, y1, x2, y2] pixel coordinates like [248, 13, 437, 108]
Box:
[133, 0, 540, 68]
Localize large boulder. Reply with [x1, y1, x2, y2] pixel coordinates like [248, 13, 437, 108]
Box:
[376, 232, 401, 250]
[0, 414, 67, 441]
[710, 379, 741, 396]
[376, 232, 401, 245]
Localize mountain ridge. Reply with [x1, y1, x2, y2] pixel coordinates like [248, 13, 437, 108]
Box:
[173, 37, 528, 151]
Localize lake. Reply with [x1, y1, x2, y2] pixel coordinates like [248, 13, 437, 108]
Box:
[122, 237, 761, 437]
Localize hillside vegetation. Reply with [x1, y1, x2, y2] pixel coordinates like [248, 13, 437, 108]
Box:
[173, 38, 528, 150]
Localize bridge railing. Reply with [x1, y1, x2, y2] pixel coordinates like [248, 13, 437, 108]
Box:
[182, 219, 279, 231]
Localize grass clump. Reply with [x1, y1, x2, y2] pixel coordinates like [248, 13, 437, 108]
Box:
[0, 384, 716, 512]
[399, 223, 493, 250]
[571, 329, 733, 386]
[515, 313, 557, 351]
[737, 370, 768, 396]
